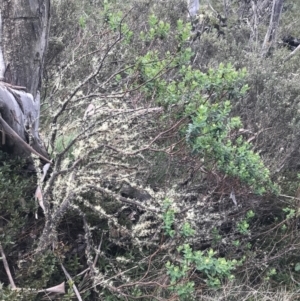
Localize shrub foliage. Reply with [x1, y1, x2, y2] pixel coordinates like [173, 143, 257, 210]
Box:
[2, 0, 300, 300]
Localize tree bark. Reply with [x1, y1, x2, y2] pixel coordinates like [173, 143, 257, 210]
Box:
[187, 0, 200, 17]
[0, 0, 50, 160]
[261, 0, 284, 57]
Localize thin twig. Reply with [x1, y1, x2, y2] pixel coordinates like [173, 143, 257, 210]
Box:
[93, 233, 103, 268]
[0, 243, 16, 289]
[279, 193, 300, 201]
[61, 262, 83, 301]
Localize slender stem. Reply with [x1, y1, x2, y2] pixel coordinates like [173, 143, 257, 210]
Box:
[61, 262, 83, 301]
[0, 243, 16, 289]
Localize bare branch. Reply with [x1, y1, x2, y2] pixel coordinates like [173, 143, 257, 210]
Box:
[283, 44, 300, 62]
[0, 114, 52, 163]
[61, 263, 83, 301]
[0, 243, 16, 289]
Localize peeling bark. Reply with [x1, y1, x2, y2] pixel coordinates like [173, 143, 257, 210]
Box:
[0, 83, 50, 161]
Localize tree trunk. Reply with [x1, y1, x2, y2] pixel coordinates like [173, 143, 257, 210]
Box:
[187, 0, 200, 17]
[0, 0, 50, 161]
[261, 0, 284, 57]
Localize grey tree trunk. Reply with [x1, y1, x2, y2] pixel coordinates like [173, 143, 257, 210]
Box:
[261, 0, 284, 57]
[187, 0, 200, 17]
[0, 0, 50, 161]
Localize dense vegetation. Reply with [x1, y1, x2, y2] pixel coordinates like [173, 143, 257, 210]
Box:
[2, 0, 300, 300]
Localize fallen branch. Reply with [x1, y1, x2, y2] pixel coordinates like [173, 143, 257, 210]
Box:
[283, 44, 300, 62]
[0, 80, 27, 91]
[0, 114, 52, 163]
